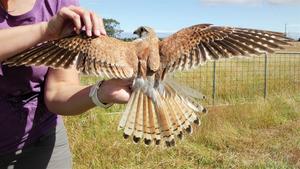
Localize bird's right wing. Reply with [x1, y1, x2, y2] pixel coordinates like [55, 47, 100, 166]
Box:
[4, 33, 139, 79]
[159, 24, 292, 73]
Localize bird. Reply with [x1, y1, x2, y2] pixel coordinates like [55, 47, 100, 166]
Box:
[3, 24, 292, 147]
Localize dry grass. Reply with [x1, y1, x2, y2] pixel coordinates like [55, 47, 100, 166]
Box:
[65, 95, 300, 169]
[64, 52, 300, 169]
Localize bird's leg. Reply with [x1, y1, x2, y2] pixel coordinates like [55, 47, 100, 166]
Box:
[154, 71, 164, 96]
[132, 60, 147, 90]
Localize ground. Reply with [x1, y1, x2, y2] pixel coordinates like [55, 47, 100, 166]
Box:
[65, 95, 300, 169]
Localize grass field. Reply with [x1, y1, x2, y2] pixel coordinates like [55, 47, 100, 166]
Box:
[64, 45, 300, 169]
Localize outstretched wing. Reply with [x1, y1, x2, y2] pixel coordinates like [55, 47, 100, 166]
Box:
[159, 24, 291, 73]
[4, 33, 138, 79]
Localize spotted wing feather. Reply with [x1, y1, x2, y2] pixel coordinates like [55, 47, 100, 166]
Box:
[159, 24, 292, 72]
[4, 33, 138, 79]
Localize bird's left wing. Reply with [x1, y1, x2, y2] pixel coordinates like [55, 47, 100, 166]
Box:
[4, 33, 138, 79]
[159, 24, 292, 73]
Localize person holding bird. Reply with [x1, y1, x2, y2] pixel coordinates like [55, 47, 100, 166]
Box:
[0, 0, 132, 168]
[0, 0, 293, 168]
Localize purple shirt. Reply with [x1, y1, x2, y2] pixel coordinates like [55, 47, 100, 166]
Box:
[0, 0, 79, 154]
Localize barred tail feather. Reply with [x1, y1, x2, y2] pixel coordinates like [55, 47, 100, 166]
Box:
[164, 96, 185, 140]
[123, 90, 140, 138]
[154, 90, 176, 146]
[142, 94, 152, 144]
[132, 91, 144, 143]
[118, 90, 138, 129]
[148, 97, 161, 145]
[118, 77, 205, 147]
[164, 76, 206, 100]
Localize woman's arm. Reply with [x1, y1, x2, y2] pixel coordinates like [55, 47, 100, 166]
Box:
[1, 5, 132, 115]
[44, 68, 131, 115]
[0, 22, 48, 61]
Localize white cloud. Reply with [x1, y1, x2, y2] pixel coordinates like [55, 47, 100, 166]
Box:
[267, 0, 300, 5]
[201, 0, 300, 5]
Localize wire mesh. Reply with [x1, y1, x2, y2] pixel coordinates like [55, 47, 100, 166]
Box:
[172, 53, 300, 105]
[80, 52, 300, 106]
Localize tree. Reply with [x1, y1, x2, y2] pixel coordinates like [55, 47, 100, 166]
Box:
[103, 18, 123, 38]
[298, 38, 300, 41]
[122, 37, 137, 42]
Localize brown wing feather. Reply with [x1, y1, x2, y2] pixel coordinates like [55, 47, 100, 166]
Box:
[4, 33, 138, 79]
[159, 24, 292, 72]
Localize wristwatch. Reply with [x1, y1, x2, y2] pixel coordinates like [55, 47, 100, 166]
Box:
[89, 80, 113, 108]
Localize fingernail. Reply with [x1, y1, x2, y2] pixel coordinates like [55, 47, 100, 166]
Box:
[95, 30, 100, 36]
[87, 30, 92, 36]
[101, 29, 107, 36]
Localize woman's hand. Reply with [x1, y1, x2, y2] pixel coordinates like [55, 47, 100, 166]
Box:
[0, 5, 105, 60]
[42, 6, 133, 115]
[97, 79, 133, 104]
[43, 5, 106, 41]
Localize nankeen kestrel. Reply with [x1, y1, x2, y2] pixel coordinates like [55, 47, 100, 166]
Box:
[4, 24, 292, 147]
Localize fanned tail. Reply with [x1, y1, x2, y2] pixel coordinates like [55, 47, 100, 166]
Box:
[118, 77, 206, 147]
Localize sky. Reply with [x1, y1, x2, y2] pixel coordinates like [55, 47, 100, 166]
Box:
[80, 0, 300, 38]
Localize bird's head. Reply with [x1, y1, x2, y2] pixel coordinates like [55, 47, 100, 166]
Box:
[133, 26, 155, 38]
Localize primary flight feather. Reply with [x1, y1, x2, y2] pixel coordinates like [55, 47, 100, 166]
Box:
[4, 24, 292, 147]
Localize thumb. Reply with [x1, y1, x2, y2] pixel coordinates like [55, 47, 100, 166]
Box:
[60, 23, 76, 38]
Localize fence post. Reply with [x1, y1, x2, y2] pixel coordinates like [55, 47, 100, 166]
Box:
[212, 61, 216, 105]
[264, 53, 268, 99]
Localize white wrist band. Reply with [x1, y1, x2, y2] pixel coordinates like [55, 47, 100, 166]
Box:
[89, 80, 113, 108]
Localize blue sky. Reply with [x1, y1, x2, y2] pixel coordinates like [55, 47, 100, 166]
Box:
[80, 0, 300, 38]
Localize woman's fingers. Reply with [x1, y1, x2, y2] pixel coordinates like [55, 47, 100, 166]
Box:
[47, 5, 106, 40]
[59, 7, 82, 34]
[98, 79, 133, 104]
[68, 6, 92, 36]
[90, 11, 101, 36]
[97, 15, 107, 35]
[68, 6, 104, 37]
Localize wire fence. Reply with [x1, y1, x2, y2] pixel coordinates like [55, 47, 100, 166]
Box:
[172, 52, 300, 105]
[80, 51, 300, 108]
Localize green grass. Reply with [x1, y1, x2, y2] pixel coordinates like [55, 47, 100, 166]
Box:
[64, 53, 300, 169]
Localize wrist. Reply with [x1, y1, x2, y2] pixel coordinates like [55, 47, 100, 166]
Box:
[38, 22, 51, 42]
[89, 80, 113, 108]
[97, 84, 109, 105]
